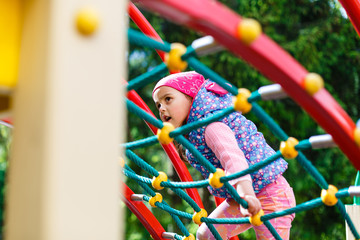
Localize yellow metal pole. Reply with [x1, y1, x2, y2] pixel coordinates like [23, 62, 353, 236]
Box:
[0, 0, 23, 115]
[0, 0, 22, 88]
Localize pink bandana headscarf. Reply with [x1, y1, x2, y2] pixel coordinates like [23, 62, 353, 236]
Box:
[152, 71, 206, 98]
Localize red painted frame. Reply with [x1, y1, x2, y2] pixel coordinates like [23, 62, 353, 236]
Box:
[125, 4, 208, 239]
[127, 90, 204, 209]
[127, 3, 240, 239]
[128, 2, 166, 61]
[128, 3, 204, 209]
[132, 0, 360, 170]
[121, 181, 167, 240]
[338, 0, 360, 37]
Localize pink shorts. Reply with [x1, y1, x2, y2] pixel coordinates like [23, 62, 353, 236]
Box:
[196, 175, 296, 240]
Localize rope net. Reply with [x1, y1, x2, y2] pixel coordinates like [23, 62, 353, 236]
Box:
[123, 27, 360, 240]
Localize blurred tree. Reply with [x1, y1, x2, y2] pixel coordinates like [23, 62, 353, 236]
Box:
[126, 0, 360, 239]
[0, 124, 12, 238]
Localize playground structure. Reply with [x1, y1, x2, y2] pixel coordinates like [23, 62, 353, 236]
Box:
[0, 0, 125, 239]
[124, 1, 360, 239]
[0, 0, 359, 239]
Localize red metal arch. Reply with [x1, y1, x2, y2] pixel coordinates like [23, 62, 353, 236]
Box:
[121, 181, 166, 240]
[338, 0, 360, 37]
[133, 0, 360, 170]
[127, 3, 204, 209]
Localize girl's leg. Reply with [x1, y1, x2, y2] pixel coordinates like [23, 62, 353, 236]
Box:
[253, 176, 296, 240]
[196, 198, 252, 240]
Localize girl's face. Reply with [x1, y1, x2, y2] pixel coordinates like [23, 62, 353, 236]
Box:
[153, 86, 193, 128]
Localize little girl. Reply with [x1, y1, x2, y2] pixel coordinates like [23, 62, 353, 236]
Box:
[152, 71, 296, 240]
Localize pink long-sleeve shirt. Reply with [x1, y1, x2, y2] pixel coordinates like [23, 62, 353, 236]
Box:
[205, 122, 252, 186]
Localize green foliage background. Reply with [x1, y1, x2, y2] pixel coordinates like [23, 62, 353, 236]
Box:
[126, 0, 360, 239]
[0, 124, 11, 237]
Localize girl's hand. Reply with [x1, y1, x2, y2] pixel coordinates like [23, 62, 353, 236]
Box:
[242, 195, 262, 216]
[235, 180, 262, 216]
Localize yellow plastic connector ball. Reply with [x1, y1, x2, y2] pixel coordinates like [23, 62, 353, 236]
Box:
[303, 73, 324, 95]
[209, 168, 225, 188]
[233, 88, 252, 114]
[149, 193, 163, 208]
[152, 171, 168, 190]
[321, 184, 338, 206]
[165, 43, 188, 72]
[119, 157, 125, 168]
[354, 127, 360, 147]
[237, 18, 262, 45]
[192, 208, 208, 225]
[76, 7, 99, 36]
[183, 234, 195, 240]
[280, 137, 299, 159]
[157, 122, 175, 145]
[249, 209, 264, 226]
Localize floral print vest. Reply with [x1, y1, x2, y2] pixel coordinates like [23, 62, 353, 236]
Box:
[185, 80, 288, 198]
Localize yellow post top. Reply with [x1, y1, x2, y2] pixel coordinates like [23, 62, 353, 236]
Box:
[0, 0, 23, 89]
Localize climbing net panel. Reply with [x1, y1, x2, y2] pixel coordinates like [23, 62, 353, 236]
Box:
[122, 1, 360, 239]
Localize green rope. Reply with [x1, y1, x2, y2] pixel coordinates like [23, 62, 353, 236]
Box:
[336, 200, 360, 239]
[264, 221, 283, 240]
[354, 171, 360, 205]
[181, 46, 198, 61]
[125, 151, 203, 212]
[161, 179, 209, 189]
[251, 103, 289, 141]
[126, 99, 163, 129]
[206, 223, 223, 240]
[125, 166, 190, 237]
[124, 30, 360, 240]
[128, 28, 171, 52]
[174, 234, 185, 240]
[202, 216, 250, 224]
[248, 90, 262, 102]
[126, 149, 159, 177]
[295, 139, 312, 151]
[175, 135, 217, 173]
[223, 181, 249, 208]
[187, 57, 239, 95]
[143, 195, 193, 219]
[221, 151, 283, 182]
[127, 63, 169, 91]
[123, 168, 152, 185]
[170, 106, 234, 137]
[170, 187, 201, 212]
[263, 198, 323, 221]
[295, 152, 328, 189]
[123, 135, 159, 150]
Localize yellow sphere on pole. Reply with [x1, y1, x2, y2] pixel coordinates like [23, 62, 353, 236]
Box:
[233, 88, 252, 114]
[280, 137, 299, 159]
[237, 18, 262, 45]
[192, 209, 208, 225]
[76, 7, 100, 36]
[165, 43, 188, 72]
[354, 127, 360, 147]
[303, 73, 324, 95]
[149, 193, 163, 208]
[157, 122, 175, 145]
[183, 234, 195, 240]
[249, 209, 264, 226]
[321, 185, 338, 206]
[209, 168, 225, 188]
[152, 171, 168, 190]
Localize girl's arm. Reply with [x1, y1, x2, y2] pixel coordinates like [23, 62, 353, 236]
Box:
[205, 122, 261, 215]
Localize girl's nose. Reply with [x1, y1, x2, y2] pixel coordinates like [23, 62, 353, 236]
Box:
[159, 105, 165, 112]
